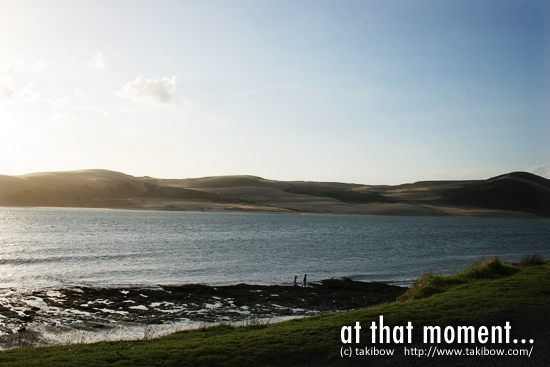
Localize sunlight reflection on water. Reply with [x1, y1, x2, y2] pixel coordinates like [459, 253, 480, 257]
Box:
[0, 207, 548, 291]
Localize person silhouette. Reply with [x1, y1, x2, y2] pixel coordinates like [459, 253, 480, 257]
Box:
[303, 274, 307, 287]
[294, 275, 298, 286]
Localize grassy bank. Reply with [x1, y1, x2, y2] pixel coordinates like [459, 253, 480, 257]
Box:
[1, 257, 549, 366]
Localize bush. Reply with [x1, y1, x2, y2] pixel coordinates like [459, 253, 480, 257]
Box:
[398, 257, 518, 302]
[518, 254, 546, 267]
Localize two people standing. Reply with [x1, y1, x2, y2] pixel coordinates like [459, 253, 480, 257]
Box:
[294, 274, 307, 287]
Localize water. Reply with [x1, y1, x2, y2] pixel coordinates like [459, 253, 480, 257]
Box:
[0, 207, 549, 291]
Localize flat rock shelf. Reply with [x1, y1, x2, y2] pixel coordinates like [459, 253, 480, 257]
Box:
[0, 279, 406, 349]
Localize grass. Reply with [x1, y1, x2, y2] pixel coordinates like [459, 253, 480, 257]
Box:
[518, 253, 546, 267]
[0, 257, 548, 366]
[398, 256, 519, 301]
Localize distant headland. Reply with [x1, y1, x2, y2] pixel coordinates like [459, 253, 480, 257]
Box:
[0, 169, 549, 218]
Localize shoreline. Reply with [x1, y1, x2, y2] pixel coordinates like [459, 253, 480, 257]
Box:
[0, 279, 406, 350]
[1, 260, 548, 365]
[0, 202, 543, 219]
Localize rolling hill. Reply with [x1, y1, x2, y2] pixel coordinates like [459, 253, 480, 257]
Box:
[0, 169, 548, 218]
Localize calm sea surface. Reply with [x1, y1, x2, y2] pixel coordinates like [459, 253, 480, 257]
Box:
[0, 207, 548, 291]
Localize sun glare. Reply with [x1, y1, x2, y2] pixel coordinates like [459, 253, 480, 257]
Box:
[0, 106, 24, 154]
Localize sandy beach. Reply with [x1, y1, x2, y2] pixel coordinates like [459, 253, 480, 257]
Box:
[122, 197, 541, 219]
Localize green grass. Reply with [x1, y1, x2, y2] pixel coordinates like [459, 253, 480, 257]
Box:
[518, 253, 546, 267]
[1, 258, 549, 366]
[398, 256, 519, 301]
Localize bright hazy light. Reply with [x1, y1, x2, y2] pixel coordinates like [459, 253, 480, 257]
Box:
[0, 0, 548, 184]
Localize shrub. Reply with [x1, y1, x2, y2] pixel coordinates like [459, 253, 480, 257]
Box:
[398, 257, 518, 302]
[518, 254, 546, 267]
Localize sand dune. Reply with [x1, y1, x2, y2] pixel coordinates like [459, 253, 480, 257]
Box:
[20, 169, 150, 191]
[0, 169, 548, 218]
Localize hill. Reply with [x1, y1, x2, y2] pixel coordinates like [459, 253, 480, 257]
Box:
[0, 169, 548, 218]
[437, 172, 550, 217]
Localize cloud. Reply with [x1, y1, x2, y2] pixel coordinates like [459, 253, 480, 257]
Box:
[118, 76, 177, 104]
[35, 61, 47, 71]
[0, 64, 41, 102]
[49, 112, 95, 127]
[0, 66, 16, 78]
[0, 82, 40, 102]
[88, 53, 106, 69]
[0, 83, 16, 100]
[18, 83, 40, 100]
[525, 165, 550, 179]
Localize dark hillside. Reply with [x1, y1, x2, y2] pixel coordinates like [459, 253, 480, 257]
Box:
[282, 182, 397, 204]
[439, 172, 550, 217]
[0, 169, 548, 217]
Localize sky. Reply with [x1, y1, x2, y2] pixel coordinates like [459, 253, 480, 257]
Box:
[0, 0, 548, 185]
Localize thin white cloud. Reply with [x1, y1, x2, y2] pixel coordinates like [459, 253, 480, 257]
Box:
[236, 89, 260, 98]
[35, 61, 47, 71]
[0, 66, 16, 78]
[49, 112, 95, 127]
[284, 82, 306, 92]
[1, 64, 44, 102]
[88, 53, 107, 69]
[525, 165, 550, 179]
[0, 82, 40, 102]
[118, 76, 177, 104]
[0, 83, 16, 100]
[19, 83, 40, 100]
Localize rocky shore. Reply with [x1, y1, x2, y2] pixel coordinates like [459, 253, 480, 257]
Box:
[0, 279, 406, 349]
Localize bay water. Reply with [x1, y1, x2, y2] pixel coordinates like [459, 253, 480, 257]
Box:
[1, 207, 549, 292]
